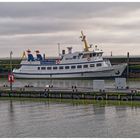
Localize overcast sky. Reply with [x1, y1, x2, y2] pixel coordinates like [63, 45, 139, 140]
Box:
[0, 2, 140, 58]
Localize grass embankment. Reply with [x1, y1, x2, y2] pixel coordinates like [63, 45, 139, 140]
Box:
[129, 65, 140, 69]
[0, 59, 21, 77]
[0, 59, 21, 71]
[0, 97, 140, 107]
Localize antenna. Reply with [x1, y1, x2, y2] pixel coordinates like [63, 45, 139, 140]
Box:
[58, 43, 60, 57]
[80, 31, 89, 52]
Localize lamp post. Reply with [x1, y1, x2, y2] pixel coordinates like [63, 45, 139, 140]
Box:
[58, 43, 60, 57]
[10, 51, 13, 91]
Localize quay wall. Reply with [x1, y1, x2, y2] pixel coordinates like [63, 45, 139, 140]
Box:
[0, 89, 140, 101]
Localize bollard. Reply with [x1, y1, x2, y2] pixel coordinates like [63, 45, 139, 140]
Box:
[82, 93, 85, 99]
[118, 94, 120, 100]
[72, 86, 75, 92]
[71, 93, 73, 99]
[94, 95, 96, 100]
[72, 86, 77, 92]
[105, 94, 108, 100]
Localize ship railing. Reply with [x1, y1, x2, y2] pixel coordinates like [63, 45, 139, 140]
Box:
[21, 60, 40, 65]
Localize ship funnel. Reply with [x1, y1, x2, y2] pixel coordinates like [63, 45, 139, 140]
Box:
[26, 49, 34, 61]
[35, 50, 40, 54]
[26, 49, 31, 54]
[67, 47, 72, 54]
[35, 50, 43, 61]
[43, 54, 45, 60]
[62, 50, 65, 55]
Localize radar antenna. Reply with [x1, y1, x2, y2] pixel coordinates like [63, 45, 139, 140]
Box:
[80, 31, 89, 52]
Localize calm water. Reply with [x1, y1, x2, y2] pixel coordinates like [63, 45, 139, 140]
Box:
[0, 99, 140, 138]
[0, 79, 140, 137]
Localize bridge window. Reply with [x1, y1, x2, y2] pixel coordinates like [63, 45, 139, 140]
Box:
[83, 54, 90, 58]
[73, 56, 77, 59]
[78, 53, 83, 58]
[97, 63, 102, 67]
[93, 53, 96, 57]
[38, 67, 40, 70]
[90, 53, 92, 57]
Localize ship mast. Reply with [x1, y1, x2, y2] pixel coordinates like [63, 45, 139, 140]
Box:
[80, 31, 89, 52]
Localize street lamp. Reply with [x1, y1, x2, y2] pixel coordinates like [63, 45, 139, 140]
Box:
[10, 51, 13, 91]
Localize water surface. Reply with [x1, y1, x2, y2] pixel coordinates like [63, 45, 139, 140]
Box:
[0, 99, 140, 138]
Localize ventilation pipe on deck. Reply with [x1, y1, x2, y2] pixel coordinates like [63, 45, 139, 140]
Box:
[67, 47, 72, 54]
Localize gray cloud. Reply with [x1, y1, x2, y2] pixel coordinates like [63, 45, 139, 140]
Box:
[0, 2, 140, 57]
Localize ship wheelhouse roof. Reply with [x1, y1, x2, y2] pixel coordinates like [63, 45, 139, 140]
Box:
[61, 49, 104, 62]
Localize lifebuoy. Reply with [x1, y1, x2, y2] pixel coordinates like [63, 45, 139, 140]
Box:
[96, 96, 104, 100]
[44, 92, 48, 98]
[121, 97, 128, 101]
[115, 70, 120, 75]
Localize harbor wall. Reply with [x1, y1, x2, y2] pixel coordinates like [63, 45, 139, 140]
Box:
[0, 89, 140, 101]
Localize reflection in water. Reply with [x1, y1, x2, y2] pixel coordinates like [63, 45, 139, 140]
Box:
[8, 100, 15, 122]
[0, 99, 139, 137]
[115, 106, 127, 117]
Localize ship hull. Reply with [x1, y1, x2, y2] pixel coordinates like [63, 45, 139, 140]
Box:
[13, 63, 127, 79]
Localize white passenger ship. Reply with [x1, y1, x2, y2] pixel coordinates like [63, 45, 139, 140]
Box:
[13, 31, 127, 79]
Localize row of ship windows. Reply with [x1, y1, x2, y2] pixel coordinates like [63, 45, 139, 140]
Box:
[37, 63, 102, 70]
